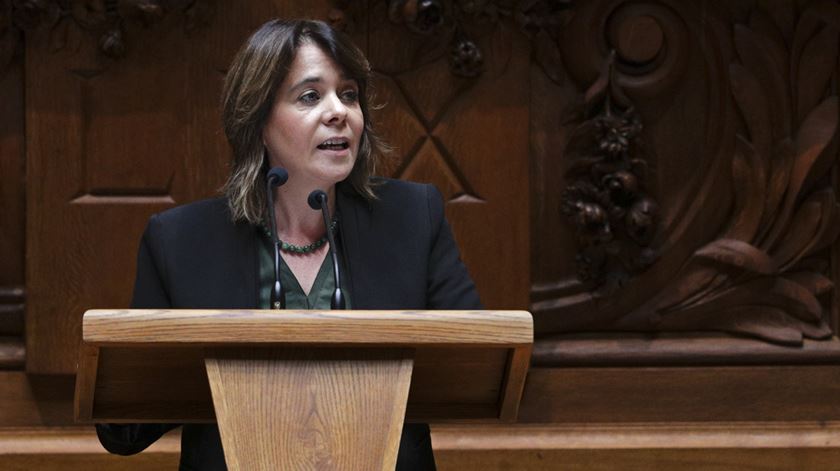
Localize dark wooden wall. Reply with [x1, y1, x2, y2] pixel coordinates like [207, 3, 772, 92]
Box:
[3, 0, 840, 469]
[0, 13, 25, 370]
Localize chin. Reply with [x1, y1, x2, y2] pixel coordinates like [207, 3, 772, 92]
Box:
[318, 167, 355, 186]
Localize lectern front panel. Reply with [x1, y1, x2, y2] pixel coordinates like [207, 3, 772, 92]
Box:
[86, 345, 515, 423]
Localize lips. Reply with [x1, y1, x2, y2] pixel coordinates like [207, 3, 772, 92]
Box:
[317, 137, 350, 151]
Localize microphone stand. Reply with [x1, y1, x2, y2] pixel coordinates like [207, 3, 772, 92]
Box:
[266, 167, 288, 309]
[308, 190, 346, 309]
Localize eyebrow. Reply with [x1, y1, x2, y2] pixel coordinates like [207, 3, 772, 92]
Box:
[290, 76, 322, 92]
[289, 74, 357, 92]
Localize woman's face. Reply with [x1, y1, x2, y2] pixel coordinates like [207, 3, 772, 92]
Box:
[263, 42, 364, 189]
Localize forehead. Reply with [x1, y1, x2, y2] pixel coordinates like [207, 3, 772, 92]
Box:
[284, 42, 348, 82]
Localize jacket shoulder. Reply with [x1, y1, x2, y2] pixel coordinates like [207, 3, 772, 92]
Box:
[371, 178, 433, 199]
[364, 178, 441, 214]
[154, 197, 232, 228]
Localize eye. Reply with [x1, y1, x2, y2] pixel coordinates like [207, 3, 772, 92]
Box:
[298, 90, 320, 104]
[340, 88, 359, 103]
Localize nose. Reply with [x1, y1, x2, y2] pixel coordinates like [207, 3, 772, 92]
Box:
[322, 93, 347, 125]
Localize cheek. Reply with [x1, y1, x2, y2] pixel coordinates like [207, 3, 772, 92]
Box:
[352, 112, 365, 142]
[265, 113, 306, 153]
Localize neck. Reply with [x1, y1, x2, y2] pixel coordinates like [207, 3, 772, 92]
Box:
[271, 181, 337, 245]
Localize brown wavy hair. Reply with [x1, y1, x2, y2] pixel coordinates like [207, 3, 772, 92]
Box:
[221, 19, 383, 224]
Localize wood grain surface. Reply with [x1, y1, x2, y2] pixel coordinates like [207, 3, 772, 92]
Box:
[0, 373, 76, 426]
[432, 422, 840, 450]
[432, 422, 840, 471]
[498, 346, 532, 422]
[73, 343, 99, 422]
[0, 427, 179, 471]
[519, 365, 840, 423]
[206, 348, 412, 470]
[82, 309, 533, 346]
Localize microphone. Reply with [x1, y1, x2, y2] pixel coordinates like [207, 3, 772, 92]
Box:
[307, 189, 346, 309]
[266, 167, 288, 309]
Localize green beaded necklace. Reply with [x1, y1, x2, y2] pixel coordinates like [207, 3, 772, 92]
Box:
[263, 218, 338, 254]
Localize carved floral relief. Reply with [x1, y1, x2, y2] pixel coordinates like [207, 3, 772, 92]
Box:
[0, 0, 213, 75]
[639, 3, 840, 345]
[333, 0, 572, 78]
[539, 0, 840, 345]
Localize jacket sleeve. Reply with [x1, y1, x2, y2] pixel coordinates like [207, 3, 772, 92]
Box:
[425, 185, 483, 310]
[95, 215, 180, 455]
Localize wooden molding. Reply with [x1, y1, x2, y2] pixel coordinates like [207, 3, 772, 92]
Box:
[533, 334, 840, 367]
[82, 309, 533, 346]
[431, 422, 840, 470]
[0, 427, 179, 455]
[431, 422, 840, 450]
[0, 428, 180, 471]
[519, 365, 840, 424]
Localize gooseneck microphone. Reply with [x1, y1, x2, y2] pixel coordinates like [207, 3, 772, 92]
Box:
[266, 167, 289, 309]
[307, 189, 346, 309]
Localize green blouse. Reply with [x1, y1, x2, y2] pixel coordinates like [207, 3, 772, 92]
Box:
[257, 227, 351, 310]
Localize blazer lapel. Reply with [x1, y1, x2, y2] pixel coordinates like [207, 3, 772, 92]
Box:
[336, 183, 365, 308]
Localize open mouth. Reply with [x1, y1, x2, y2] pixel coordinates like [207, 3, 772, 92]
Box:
[317, 138, 350, 151]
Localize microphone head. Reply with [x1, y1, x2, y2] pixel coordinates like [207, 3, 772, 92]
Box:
[267, 167, 288, 187]
[307, 190, 327, 210]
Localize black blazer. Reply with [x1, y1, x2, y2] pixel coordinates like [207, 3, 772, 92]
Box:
[96, 179, 481, 470]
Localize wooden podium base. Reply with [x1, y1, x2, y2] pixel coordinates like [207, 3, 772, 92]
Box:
[205, 347, 414, 470]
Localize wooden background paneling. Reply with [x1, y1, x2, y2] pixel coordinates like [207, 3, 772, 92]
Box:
[4, 0, 840, 468]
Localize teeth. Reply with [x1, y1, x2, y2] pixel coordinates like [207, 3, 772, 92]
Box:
[318, 138, 349, 150]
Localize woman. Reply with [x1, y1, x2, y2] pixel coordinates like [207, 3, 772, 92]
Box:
[96, 19, 481, 470]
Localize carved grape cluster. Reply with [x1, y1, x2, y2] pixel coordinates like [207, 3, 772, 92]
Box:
[560, 58, 660, 290]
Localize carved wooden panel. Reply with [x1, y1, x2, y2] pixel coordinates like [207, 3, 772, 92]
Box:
[531, 0, 840, 346]
[362, 1, 531, 311]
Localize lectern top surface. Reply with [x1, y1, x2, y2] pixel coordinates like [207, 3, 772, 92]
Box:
[82, 309, 533, 346]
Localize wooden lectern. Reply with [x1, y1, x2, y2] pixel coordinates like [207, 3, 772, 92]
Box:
[74, 309, 532, 470]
